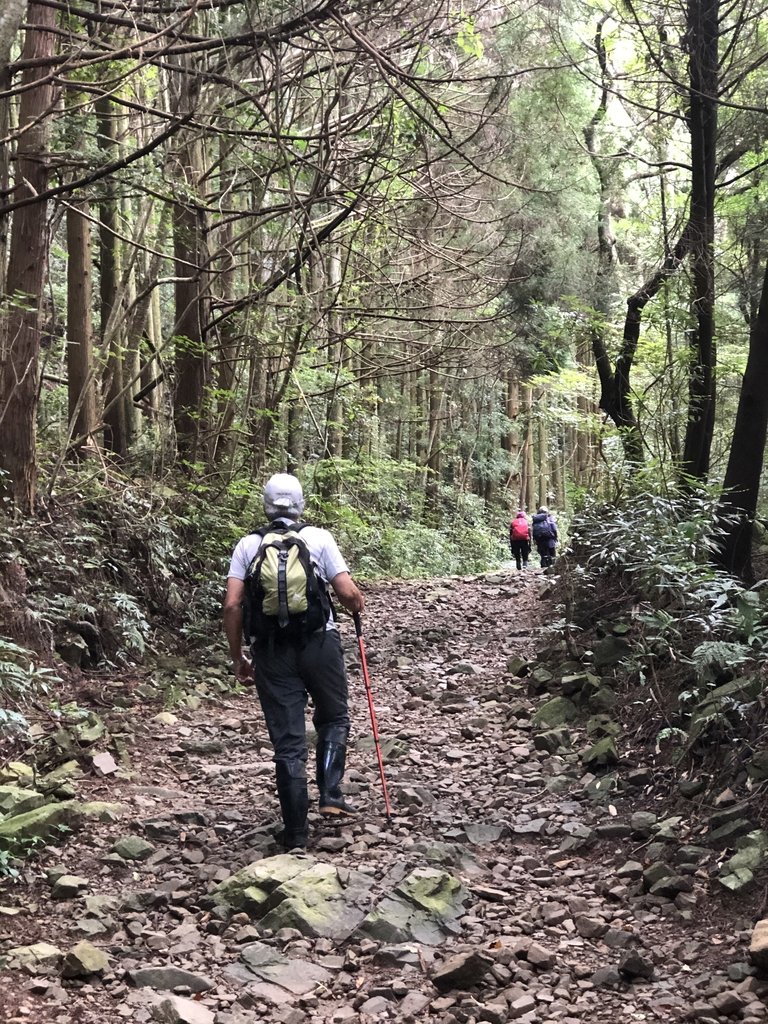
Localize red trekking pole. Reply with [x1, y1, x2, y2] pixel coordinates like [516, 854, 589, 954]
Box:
[353, 612, 392, 822]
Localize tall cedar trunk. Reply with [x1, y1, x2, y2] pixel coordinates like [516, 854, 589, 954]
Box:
[576, 337, 591, 483]
[0, 0, 26, 304]
[173, 198, 207, 465]
[122, 197, 141, 447]
[324, 243, 345, 482]
[0, 3, 57, 510]
[536, 390, 548, 509]
[248, 347, 269, 475]
[173, 65, 207, 466]
[715, 261, 768, 580]
[286, 400, 303, 471]
[97, 94, 128, 456]
[211, 148, 238, 473]
[503, 372, 521, 501]
[0, 1, 26, 72]
[552, 423, 564, 510]
[425, 364, 442, 510]
[66, 198, 97, 449]
[681, 0, 719, 481]
[523, 386, 534, 511]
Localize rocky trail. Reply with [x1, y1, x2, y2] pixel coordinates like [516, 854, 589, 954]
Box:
[1, 569, 767, 1024]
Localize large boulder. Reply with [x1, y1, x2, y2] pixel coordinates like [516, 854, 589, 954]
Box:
[213, 855, 374, 941]
[256, 860, 373, 939]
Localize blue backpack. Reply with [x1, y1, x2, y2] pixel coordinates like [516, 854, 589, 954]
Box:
[532, 514, 555, 541]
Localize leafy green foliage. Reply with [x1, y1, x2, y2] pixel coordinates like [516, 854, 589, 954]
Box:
[304, 456, 505, 578]
[0, 636, 60, 751]
[565, 485, 768, 755]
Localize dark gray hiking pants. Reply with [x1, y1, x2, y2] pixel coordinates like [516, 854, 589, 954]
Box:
[251, 629, 350, 767]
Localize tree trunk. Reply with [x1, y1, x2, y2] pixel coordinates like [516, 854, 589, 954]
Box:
[536, 390, 548, 509]
[66, 198, 98, 451]
[425, 364, 442, 510]
[0, 1, 25, 74]
[0, 0, 25, 292]
[681, 0, 719, 482]
[522, 386, 535, 511]
[0, 2, 57, 511]
[97, 94, 128, 457]
[715, 260, 768, 580]
[172, 64, 208, 466]
[210, 148, 239, 475]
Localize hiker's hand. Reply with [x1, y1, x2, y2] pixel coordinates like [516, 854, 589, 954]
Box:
[234, 655, 254, 685]
[330, 572, 365, 615]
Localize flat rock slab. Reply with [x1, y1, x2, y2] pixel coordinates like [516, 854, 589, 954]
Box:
[235, 941, 332, 994]
[128, 967, 215, 992]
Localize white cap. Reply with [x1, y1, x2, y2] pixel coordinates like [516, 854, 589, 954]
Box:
[263, 473, 305, 519]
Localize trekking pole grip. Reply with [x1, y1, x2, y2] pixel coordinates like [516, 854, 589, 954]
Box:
[353, 611, 363, 638]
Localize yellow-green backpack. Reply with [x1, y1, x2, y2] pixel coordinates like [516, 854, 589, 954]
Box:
[243, 523, 331, 643]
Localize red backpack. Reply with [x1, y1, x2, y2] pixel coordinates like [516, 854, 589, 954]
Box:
[511, 517, 529, 541]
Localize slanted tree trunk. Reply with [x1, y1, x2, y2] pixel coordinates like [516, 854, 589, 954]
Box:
[0, 2, 57, 511]
[681, 0, 719, 482]
[714, 260, 768, 581]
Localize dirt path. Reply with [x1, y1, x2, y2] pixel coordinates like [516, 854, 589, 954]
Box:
[0, 569, 765, 1024]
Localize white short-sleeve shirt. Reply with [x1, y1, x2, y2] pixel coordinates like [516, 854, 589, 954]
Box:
[227, 520, 350, 630]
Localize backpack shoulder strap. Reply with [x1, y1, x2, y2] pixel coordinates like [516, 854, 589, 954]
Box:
[256, 519, 308, 536]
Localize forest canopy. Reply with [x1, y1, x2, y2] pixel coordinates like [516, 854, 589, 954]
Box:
[1, 0, 768, 577]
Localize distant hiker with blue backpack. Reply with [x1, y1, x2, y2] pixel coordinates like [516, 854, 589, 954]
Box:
[509, 510, 531, 570]
[531, 506, 558, 568]
[223, 473, 365, 850]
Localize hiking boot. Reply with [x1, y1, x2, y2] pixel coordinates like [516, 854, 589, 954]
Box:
[275, 759, 309, 848]
[317, 733, 356, 818]
[319, 789, 357, 818]
[275, 827, 308, 851]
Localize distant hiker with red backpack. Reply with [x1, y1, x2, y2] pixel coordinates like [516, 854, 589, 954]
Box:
[531, 506, 558, 568]
[223, 473, 365, 850]
[509, 510, 531, 570]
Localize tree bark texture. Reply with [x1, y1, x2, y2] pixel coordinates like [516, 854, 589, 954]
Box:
[66, 198, 98, 449]
[681, 0, 719, 482]
[0, 0, 25, 74]
[0, 2, 57, 510]
[715, 260, 768, 580]
[97, 94, 128, 457]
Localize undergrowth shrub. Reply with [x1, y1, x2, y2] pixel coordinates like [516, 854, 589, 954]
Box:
[311, 476, 505, 579]
[0, 636, 61, 755]
[563, 486, 768, 757]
